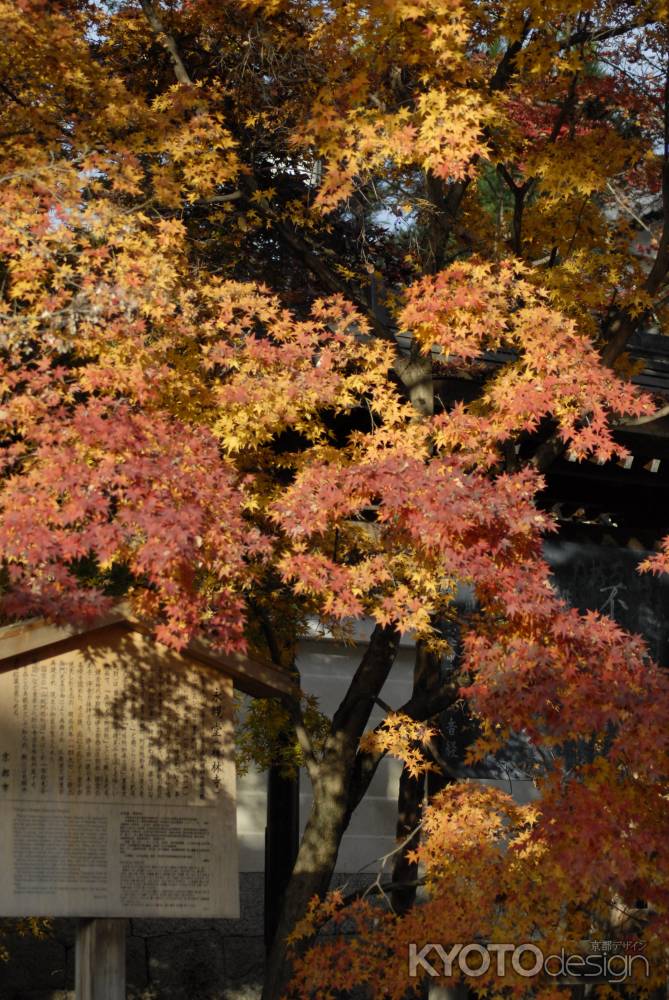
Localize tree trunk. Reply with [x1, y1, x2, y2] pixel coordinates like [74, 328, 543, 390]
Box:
[391, 638, 456, 916]
[391, 765, 424, 915]
[261, 623, 401, 1000]
[264, 763, 300, 951]
[391, 642, 434, 915]
[261, 758, 355, 1000]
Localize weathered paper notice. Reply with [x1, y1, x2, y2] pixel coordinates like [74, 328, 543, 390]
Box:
[0, 626, 238, 918]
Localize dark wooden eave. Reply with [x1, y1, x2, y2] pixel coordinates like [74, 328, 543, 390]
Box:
[421, 327, 669, 548]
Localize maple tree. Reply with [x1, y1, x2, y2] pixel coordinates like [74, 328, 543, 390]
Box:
[2, 1, 669, 998]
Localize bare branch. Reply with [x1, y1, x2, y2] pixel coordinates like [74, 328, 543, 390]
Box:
[600, 63, 669, 368]
[338, 878, 425, 911]
[192, 191, 244, 206]
[359, 820, 425, 914]
[606, 182, 653, 234]
[563, 17, 658, 51]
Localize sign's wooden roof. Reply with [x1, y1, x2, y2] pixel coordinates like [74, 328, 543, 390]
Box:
[0, 605, 298, 702]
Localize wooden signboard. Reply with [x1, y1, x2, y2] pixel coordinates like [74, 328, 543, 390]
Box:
[0, 621, 239, 919]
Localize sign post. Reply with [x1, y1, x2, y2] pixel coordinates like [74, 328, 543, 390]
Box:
[75, 918, 127, 1000]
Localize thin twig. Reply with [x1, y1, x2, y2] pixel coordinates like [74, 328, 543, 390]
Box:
[606, 182, 652, 233]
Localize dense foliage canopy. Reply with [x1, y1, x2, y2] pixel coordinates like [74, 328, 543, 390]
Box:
[3, 1, 669, 997]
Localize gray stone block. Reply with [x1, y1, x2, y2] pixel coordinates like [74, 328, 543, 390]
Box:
[127, 934, 150, 991]
[223, 936, 265, 992]
[0, 933, 67, 994]
[5, 993, 75, 1000]
[148, 928, 226, 1000]
[216, 873, 264, 938]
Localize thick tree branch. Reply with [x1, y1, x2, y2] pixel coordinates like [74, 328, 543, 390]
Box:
[139, 0, 193, 85]
[270, 217, 397, 342]
[330, 624, 400, 741]
[398, 673, 460, 722]
[489, 15, 533, 93]
[497, 164, 533, 255]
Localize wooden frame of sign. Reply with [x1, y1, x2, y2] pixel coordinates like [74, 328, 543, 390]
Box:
[0, 607, 298, 999]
